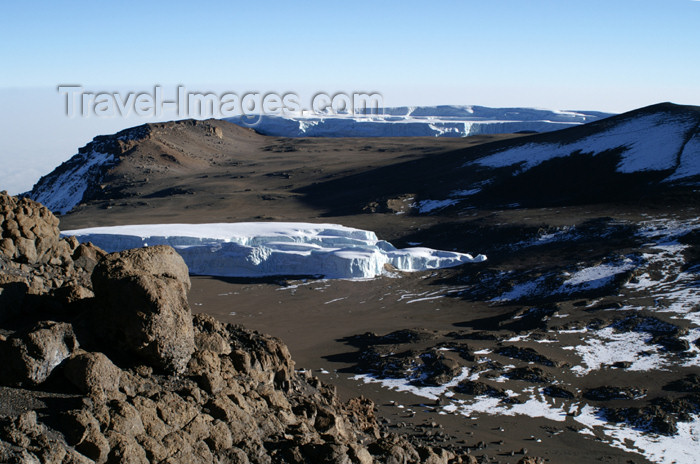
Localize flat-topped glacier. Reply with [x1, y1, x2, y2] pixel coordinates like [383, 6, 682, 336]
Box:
[62, 222, 486, 279]
[225, 105, 613, 138]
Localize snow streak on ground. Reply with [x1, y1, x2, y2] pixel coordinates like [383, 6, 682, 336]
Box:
[354, 368, 700, 464]
[490, 257, 637, 302]
[413, 199, 460, 213]
[396, 286, 469, 305]
[574, 406, 700, 464]
[563, 328, 667, 375]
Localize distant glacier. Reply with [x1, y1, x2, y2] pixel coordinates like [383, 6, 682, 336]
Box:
[225, 105, 614, 138]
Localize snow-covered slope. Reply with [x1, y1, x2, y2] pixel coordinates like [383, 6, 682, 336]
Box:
[28, 124, 152, 214]
[226, 106, 613, 138]
[30, 151, 115, 215]
[62, 223, 486, 279]
[472, 109, 700, 177]
[384, 103, 700, 212]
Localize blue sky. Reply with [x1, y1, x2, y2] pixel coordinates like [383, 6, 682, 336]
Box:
[1, 0, 699, 193]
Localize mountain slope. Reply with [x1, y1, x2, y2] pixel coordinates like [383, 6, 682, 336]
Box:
[26, 103, 698, 226]
[295, 102, 700, 214]
[26, 120, 521, 224]
[458, 102, 700, 205]
[473, 102, 699, 178]
[28, 119, 262, 214]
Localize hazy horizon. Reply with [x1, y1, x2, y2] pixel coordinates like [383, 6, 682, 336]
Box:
[1, 0, 698, 194]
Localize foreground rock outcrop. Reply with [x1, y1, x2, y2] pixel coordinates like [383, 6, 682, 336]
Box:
[0, 191, 469, 463]
[91, 246, 195, 374]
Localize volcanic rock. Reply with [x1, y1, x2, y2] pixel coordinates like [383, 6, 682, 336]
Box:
[62, 351, 122, 397]
[0, 192, 99, 321]
[91, 246, 195, 374]
[0, 321, 79, 386]
[453, 380, 506, 398]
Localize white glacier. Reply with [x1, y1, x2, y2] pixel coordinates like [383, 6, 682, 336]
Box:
[225, 105, 612, 138]
[61, 222, 486, 279]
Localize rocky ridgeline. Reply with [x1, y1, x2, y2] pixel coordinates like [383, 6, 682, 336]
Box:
[29, 120, 227, 214]
[0, 192, 482, 464]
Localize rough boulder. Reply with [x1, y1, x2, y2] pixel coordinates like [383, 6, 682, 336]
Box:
[91, 246, 195, 374]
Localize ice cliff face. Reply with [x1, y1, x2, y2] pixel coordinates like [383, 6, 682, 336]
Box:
[62, 223, 486, 279]
[225, 105, 613, 138]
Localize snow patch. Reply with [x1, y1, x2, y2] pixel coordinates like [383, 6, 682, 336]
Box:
[491, 276, 547, 302]
[564, 327, 666, 376]
[353, 367, 471, 401]
[561, 259, 636, 290]
[575, 405, 700, 464]
[31, 151, 114, 214]
[413, 199, 460, 213]
[444, 393, 569, 422]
